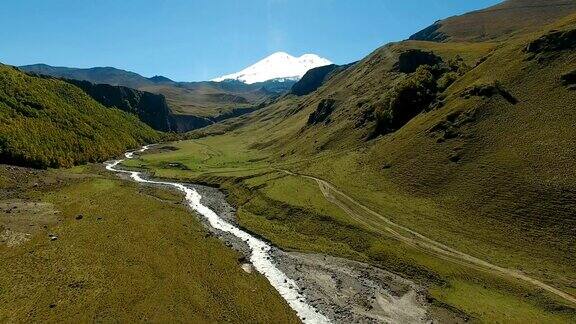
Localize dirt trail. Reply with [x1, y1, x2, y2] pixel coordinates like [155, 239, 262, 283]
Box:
[280, 169, 576, 306]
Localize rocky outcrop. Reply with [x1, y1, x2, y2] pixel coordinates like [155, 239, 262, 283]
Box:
[291, 64, 339, 96]
[394, 50, 443, 74]
[460, 82, 518, 104]
[307, 99, 337, 125]
[561, 69, 576, 90]
[526, 28, 576, 56]
[169, 114, 212, 132]
[64, 79, 176, 132]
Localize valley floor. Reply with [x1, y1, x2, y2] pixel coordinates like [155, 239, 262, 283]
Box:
[0, 155, 457, 323]
[121, 137, 576, 323]
[2, 136, 575, 323]
[0, 164, 298, 323]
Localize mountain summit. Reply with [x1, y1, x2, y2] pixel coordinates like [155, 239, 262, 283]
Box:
[211, 52, 332, 84]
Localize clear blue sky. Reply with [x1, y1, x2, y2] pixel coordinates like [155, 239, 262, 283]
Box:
[0, 0, 501, 81]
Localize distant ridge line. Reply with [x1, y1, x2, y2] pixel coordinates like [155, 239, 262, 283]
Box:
[464, 2, 576, 16]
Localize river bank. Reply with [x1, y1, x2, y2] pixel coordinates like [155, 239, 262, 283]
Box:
[107, 146, 445, 323]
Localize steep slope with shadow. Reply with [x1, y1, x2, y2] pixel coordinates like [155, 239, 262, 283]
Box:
[290, 64, 353, 96]
[62, 79, 176, 132]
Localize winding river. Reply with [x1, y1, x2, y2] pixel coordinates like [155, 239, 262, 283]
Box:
[105, 146, 330, 324]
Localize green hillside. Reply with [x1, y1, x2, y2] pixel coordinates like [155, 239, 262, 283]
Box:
[125, 3, 576, 322]
[0, 64, 160, 168]
[410, 0, 576, 42]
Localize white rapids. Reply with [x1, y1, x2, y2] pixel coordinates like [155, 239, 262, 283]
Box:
[105, 145, 330, 324]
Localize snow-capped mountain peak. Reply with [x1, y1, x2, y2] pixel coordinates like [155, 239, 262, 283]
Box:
[211, 52, 332, 84]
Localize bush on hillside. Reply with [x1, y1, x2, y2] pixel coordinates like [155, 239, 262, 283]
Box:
[373, 55, 471, 136]
[394, 49, 442, 73]
[437, 72, 460, 91]
[375, 66, 437, 133]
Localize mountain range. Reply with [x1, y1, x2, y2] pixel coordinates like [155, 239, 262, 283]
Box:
[19, 53, 330, 132]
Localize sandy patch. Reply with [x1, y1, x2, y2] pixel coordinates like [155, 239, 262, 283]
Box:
[0, 229, 31, 247]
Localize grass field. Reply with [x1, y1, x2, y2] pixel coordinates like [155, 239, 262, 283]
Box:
[0, 164, 298, 323]
[123, 133, 576, 323]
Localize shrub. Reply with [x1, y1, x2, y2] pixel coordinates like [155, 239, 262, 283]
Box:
[375, 66, 437, 133]
[395, 49, 442, 73]
[373, 53, 470, 136]
[437, 72, 459, 91]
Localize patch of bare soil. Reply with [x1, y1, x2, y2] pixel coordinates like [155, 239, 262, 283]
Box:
[0, 200, 60, 247]
[274, 252, 431, 323]
[0, 164, 83, 248]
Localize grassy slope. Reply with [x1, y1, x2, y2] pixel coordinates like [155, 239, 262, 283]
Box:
[411, 0, 576, 42]
[124, 11, 576, 322]
[0, 165, 298, 323]
[0, 65, 160, 168]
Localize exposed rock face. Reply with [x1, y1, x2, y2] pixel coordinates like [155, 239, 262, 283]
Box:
[169, 114, 211, 132]
[308, 99, 336, 125]
[561, 69, 576, 89]
[526, 28, 576, 54]
[394, 50, 443, 74]
[63, 79, 176, 132]
[291, 64, 340, 96]
[460, 82, 518, 104]
[170, 106, 261, 132]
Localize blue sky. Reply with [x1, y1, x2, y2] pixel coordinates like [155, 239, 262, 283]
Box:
[0, 0, 501, 81]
